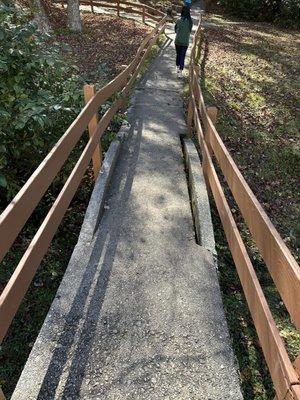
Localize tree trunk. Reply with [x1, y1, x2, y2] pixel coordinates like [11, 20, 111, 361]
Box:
[30, 0, 52, 33]
[67, 0, 82, 32]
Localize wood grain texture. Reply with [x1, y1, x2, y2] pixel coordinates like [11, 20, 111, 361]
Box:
[0, 99, 122, 343]
[84, 84, 102, 180]
[0, 70, 128, 264]
[199, 125, 299, 399]
[204, 115, 300, 331]
[295, 355, 300, 377]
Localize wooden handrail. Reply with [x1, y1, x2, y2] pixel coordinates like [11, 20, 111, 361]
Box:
[191, 66, 300, 332]
[0, 2, 166, 347]
[0, 66, 130, 265]
[0, 99, 122, 343]
[57, 0, 165, 18]
[204, 109, 300, 331]
[0, 9, 162, 266]
[189, 18, 300, 400]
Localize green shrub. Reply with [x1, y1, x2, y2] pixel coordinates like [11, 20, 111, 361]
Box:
[218, 0, 300, 27]
[0, 3, 83, 203]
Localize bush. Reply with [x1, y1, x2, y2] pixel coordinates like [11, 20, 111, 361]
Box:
[218, 0, 300, 27]
[0, 3, 82, 203]
[277, 0, 300, 27]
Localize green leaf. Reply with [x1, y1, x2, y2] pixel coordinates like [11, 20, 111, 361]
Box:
[0, 174, 7, 188]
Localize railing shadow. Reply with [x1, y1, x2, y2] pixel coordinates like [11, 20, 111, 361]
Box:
[37, 115, 144, 399]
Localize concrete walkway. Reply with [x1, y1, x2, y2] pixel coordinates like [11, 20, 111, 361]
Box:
[12, 5, 243, 400]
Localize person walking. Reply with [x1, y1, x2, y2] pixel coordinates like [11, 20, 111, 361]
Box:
[175, 6, 193, 77]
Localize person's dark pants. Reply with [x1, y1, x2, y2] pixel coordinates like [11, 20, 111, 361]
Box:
[175, 45, 188, 70]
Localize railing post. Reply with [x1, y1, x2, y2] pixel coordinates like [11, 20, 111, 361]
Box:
[194, 64, 200, 101]
[142, 5, 145, 23]
[204, 106, 218, 155]
[90, 0, 94, 13]
[117, 0, 120, 17]
[294, 354, 300, 376]
[206, 106, 218, 126]
[83, 84, 102, 181]
[187, 67, 194, 137]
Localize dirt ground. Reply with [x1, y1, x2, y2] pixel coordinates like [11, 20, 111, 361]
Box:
[50, 6, 152, 80]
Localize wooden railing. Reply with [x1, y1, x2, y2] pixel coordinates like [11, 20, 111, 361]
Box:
[59, 0, 166, 22]
[0, 3, 166, 347]
[188, 17, 300, 400]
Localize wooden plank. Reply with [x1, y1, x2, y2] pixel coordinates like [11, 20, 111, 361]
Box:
[204, 114, 300, 331]
[291, 385, 300, 400]
[144, 3, 165, 16]
[119, 0, 143, 8]
[85, 0, 162, 19]
[122, 24, 165, 98]
[193, 70, 206, 117]
[203, 106, 218, 156]
[206, 106, 218, 126]
[84, 85, 102, 180]
[144, 11, 161, 22]
[122, 0, 162, 14]
[142, 5, 145, 23]
[191, 95, 204, 148]
[154, 15, 167, 28]
[187, 83, 194, 136]
[187, 64, 201, 136]
[199, 133, 299, 399]
[0, 60, 131, 265]
[295, 355, 300, 376]
[79, 0, 118, 9]
[0, 99, 122, 343]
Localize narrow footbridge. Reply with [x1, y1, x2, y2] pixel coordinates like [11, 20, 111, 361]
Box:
[0, 2, 299, 399]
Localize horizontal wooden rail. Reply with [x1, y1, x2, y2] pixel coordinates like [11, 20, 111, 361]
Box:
[0, 3, 166, 347]
[194, 104, 299, 399]
[0, 99, 122, 343]
[189, 18, 300, 400]
[58, 0, 164, 20]
[193, 58, 300, 330]
[0, 65, 130, 265]
[204, 109, 300, 331]
[122, 20, 166, 97]
[0, 10, 163, 266]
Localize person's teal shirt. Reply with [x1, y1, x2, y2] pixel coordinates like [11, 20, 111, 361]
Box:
[175, 17, 193, 47]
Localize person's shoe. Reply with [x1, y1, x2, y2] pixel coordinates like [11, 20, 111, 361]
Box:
[175, 66, 180, 74]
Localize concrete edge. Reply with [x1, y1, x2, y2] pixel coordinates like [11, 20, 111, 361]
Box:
[11, 120, 131, 400]
[182, 138, 216, 256]
[183, 138, 244, 394]
[80, 120, 130, 242]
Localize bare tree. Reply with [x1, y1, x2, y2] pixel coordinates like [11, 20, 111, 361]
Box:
[29, 0, 52, 33]
[67, 0, 82, 32]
